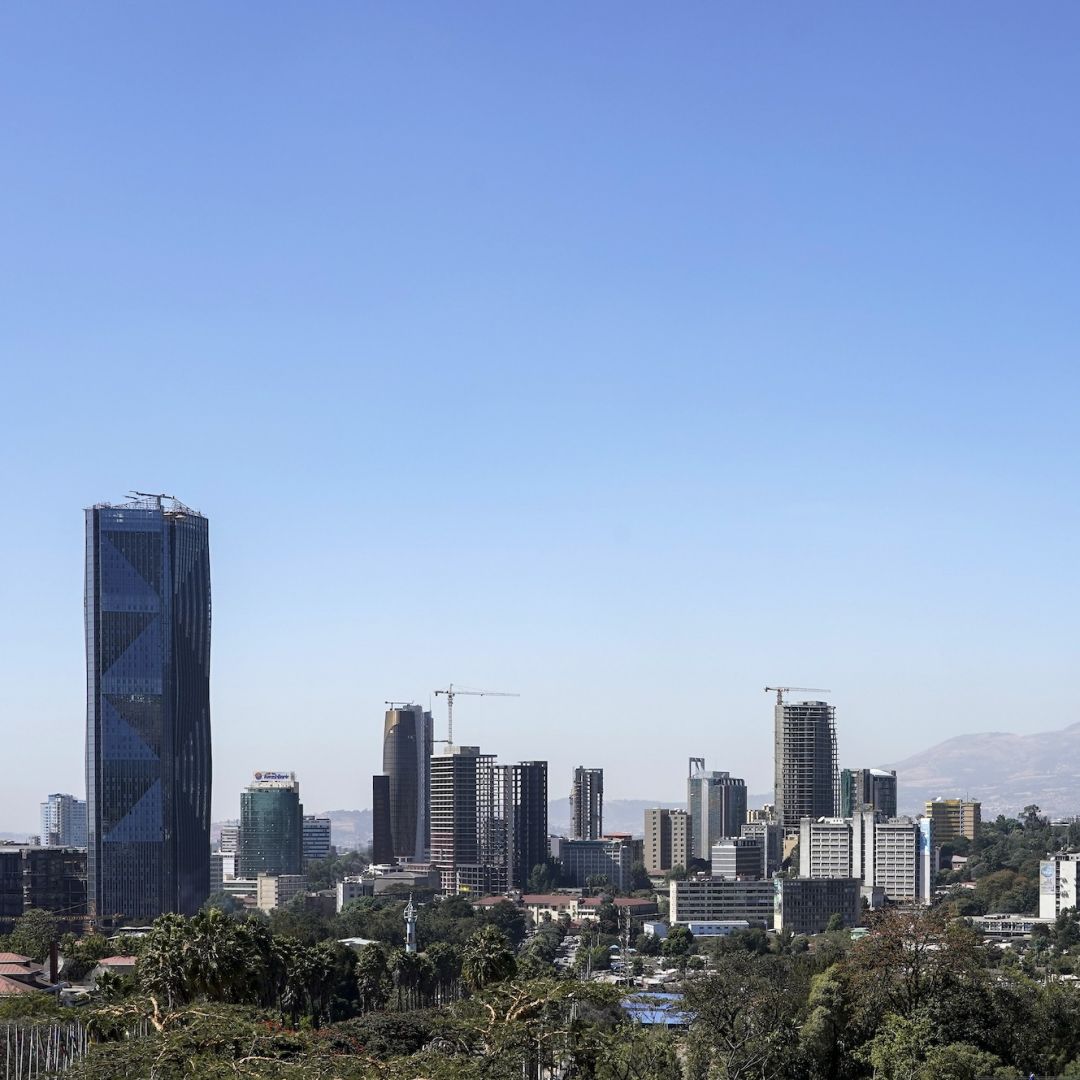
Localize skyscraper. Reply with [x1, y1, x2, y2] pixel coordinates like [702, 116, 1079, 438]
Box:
[85, 494, 211, 921]
[371, 775, 394, 865]
[382, 705, 434, 860]
[687, 762, 747, 860]
[429, 746, 507, 894]
[840, 768, 898, 819]
[40, 794, 88, 848]
[238, 772, 303, 878]
[508, 761, 548, 890]
[774, 699, 838, 836]
[570, 767, 604, 840]
[302, 815, 332, 862]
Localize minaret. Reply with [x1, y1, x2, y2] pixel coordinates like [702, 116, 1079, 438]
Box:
[404, 893, 417, 954]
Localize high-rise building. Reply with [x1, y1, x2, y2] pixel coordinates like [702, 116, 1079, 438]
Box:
[382, 705, 434, 860]
[840, 768, 898, 819]
[218, 824, 240, 854]
[508, 762, 548, 890]
[0, 850, 24, 927]
[1040, 853, 1080, 920]
[924, 798, 980, 845]
[643, 808, 691, 876]
[429, 746, 508, 894]
[799, 812, 934, 903]
[774, 699, 838, 836]
[85, 494, 212, 921]
[371, 775, 394, 865]
[40, 794, 88, 848]
[238, 772, 303, 878]
[570, 767, 604, 841]
[687, 761, 747, 860]
[302, 816, 332, 863]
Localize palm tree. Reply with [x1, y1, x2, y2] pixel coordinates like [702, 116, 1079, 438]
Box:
[462, 924, 517, 993]
[355, 944, 390, 1013]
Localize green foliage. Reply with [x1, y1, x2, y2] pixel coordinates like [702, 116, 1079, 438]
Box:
[660, 924, 694, 957]
[303, 850, 368, 892]
[8, 907, 59, 962]
[461, 925, 516, 991]
[526, 857, 562, 892]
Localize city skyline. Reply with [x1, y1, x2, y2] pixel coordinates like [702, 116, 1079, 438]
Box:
[5, 6, 1080, 830]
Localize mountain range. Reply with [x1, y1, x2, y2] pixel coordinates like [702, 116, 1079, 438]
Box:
[889, 721, 1080, 819]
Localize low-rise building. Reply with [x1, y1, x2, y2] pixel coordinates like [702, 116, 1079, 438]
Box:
[552, 837, 635, 892]
[685, 920, 750, 937]
[669, 877, 774, 927]
[775, 877, 860, 935]
[256, 874, 306, 913]
[711, 837, 765, 880]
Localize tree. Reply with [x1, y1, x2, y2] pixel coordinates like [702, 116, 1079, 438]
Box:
[355, 943, 390, 1013]
[628, 861, 652, 891]
[664, 864, 687, 882]
[660, 925, 694, 958]
[9, 908, 59, 962]
[527, 858, 561, 893]
[483, 900, 527, 948]
[825, 912, 845, 932]
[461, 925, 516, 992]
[684, 952, 800, 1080]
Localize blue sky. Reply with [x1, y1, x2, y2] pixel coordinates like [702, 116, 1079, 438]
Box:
[2, 4, 1079, 830]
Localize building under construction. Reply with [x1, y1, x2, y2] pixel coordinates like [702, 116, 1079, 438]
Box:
[774, 698, 838, 837]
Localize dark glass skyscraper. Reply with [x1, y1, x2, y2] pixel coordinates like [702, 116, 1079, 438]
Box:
[238, 772, 303, 878]
[85, 494, 211, 921]
[382, 705, 433, 860]
[508, 761, 548, 890]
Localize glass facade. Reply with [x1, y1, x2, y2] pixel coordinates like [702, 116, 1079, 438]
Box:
[85, 496, 212, 922]
[238, 775, 303, 878]
[382, 706, 433, 860]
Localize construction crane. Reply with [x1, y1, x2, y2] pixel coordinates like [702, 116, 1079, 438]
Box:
[765, 686, 831, 705]
[433, 683, 520, 745]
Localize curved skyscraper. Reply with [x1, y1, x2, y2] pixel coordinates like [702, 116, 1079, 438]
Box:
[85, 494, 211, 921]
[381, 705, 433, 860]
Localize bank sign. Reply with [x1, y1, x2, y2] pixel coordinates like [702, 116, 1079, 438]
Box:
[254, 771, 292, 782]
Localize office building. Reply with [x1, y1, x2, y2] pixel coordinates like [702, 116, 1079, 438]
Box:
[552, 836, 635, 893]
[740, 820, 782, 876]
[302, 816, 332, 863]
[924, 798, 981, 845]
[85, 494, 212, 921]
[1039, 853, 1080, 920]
[429, 746, 508, 894]
[840, 768, 897, 819]
[40, 794, 87, 848]
[644, 808, 691, 875]
[238, 772, 303, 878]
[0, 849, 24, 927]
[218, 824, 240, 855]
[775, 877, 860, 935]
[710, 837, 764, 880]
[508, 762, 548, 890]
[382, 705, 434, 861]
[687, 760, 747, 859]
[799, 813, 934, 903]
[669, 877, 775, 926]
[570, 767, 604, 840]
[371, 775, 394, 865]
[774, 699, 838, 836]
[255, 873, 306, 913]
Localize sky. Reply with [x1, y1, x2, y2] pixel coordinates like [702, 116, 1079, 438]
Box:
[2, 4, 1079, 832]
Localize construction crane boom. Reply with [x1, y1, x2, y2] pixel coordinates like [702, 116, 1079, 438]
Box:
[765, 686, 831, 705]
[434, 683, 520, 744]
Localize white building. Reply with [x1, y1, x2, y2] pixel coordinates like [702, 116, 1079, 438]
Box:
[799, 813, 934, 903]
[40, 794, 87, 848]
[1040, 853, 1080, 920]
[669, 877, 775, 926]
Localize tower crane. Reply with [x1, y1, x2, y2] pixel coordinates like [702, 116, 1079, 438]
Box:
[764, 686, 831, 705]
[434, 683, 520, 745]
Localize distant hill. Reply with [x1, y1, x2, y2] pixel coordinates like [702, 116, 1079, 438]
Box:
[889, 722, 1080, 819]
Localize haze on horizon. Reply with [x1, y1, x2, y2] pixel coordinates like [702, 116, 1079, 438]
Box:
[3, 4, 1079, 833]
